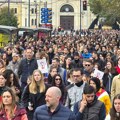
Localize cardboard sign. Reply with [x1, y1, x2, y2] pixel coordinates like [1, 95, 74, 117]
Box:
[93, 69, 104, 80]
[37, 59, 48, 73]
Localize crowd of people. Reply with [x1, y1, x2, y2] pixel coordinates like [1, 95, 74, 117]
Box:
[0, 29, 120, 120]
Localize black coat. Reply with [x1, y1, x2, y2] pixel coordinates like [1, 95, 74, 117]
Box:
[18, 58, 38, 84]
[21, 84, 49, 120]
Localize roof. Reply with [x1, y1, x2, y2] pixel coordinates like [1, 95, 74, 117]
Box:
[0, 25, 18, 34]
[19, 27, 52, 33]
[0, 25, 17, 31]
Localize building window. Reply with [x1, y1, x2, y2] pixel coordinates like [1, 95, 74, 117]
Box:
[35, 8, 37, 13]
[35, 19, 37, 25]
[60, 4, 74, 12]
[25, 18, 27, 27]
[31, 8, 34, 14]
[31, 19, 34, 25]
[15, 8, 17, 14]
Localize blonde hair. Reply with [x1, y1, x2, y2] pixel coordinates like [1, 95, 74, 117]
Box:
[29, 69, 46, 94]
[0, 87, 16, 119]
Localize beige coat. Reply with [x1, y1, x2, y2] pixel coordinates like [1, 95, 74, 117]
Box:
[111, 74, 120, 100]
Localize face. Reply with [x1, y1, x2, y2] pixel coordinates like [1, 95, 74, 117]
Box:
[45, 90, 57, 108]
[2, 91, 12, 105]
[106, 62, 112, 69]
[89, 80, 97, 91]
[95, 45, 99, 50]
[35, 53, 40, 60]
[86, 92, 95, 104]
[55, 76, 61, 86]
[26, 49, 33, 60]
[7, 48, 12, 55]
[66, 57, 71, 64]
[117, 50, 120, 56]
[50, 68, 57, 77]
[74, 55, 79, 60]
[118, 59, 120, 65]
[72, 71, 82, 83]
[84, 62, 93, 71]
[49, 48, 53, 53]
[92, 53, 97, 58]
[33, 71, 41, 82]
[99, 54, 104, 60]
[0, 62, 4, 69]
[12, 56, 18, 61]
[0, 75, 6, 87]
[10, 73, 14, 82]
[52, 60, 59, 68]
[84, 48, 88, 53]
[114, 99, 120, 113]
[64, 48, 68, 54]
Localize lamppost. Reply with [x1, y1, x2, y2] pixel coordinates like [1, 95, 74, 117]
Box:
[28, 0, 30, 27]
[8, 0, 10, 17]
[80, 0, 81, 37]
[34, 0, 37, 28]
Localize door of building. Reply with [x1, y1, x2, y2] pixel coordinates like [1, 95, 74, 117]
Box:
[60, 16, 74, 30]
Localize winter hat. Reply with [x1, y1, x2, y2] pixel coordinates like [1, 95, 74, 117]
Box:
[89, 77, 101, 92]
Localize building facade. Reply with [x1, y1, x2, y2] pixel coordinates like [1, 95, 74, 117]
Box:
[0, 0, 95, 30]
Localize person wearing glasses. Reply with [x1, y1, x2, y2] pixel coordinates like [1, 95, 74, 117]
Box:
[83, 59, 94, 80]
[51, 74, 67, 105]
[65, 68, 86, 111]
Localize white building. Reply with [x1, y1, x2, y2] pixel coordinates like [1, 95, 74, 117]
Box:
[0, 0, 95, 30]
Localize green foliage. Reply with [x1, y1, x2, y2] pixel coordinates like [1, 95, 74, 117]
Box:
[89, 0, 120, 25]
[0, 7, 18, 27]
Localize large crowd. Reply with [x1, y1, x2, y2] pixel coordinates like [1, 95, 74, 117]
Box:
[0, 29, 120, 120]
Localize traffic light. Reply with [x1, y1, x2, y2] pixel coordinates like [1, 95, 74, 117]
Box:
[48, 8, 52, 23]
[41, 8, 52, 23]
[83, 1, 87, 10]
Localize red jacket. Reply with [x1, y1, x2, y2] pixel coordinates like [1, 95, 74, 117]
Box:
[0, 106, 28, 120]
[115, 66, 120, 74]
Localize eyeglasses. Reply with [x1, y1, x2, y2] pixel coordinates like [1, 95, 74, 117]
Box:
[73, 75, 80, 78]
[55, 78, 61, 81]
[85, 64, 91, 66]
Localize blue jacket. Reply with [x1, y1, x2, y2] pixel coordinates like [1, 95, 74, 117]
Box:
[33, 103, 75, 120]
[82, 53, 92, 59]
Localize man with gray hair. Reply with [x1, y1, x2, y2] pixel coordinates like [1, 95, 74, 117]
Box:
[33, 87, 75, 120]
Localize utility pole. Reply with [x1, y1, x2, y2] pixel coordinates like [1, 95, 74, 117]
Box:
[8, 0, 10, 18]
[80, 0, 81, 37]
[34, 0, 37, 28]
[28, 0, 30, 27]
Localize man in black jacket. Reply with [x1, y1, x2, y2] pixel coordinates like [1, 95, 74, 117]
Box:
[74, 85, 106, 120]
[18, 48, 38, 89]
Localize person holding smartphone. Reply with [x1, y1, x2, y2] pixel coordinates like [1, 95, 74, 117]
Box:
[73, 85, 106, 120]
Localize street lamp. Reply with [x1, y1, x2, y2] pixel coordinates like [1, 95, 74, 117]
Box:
[80, 0, 82, 37]
[8, 0, 10, 17]
[28, 0, 30, 27]
[34, 0, 37, 28]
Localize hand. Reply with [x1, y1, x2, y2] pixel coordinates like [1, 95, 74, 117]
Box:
[28, 102, 33, 111]
[28, 106, 33, 111]
[79, 95, 87, 113]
